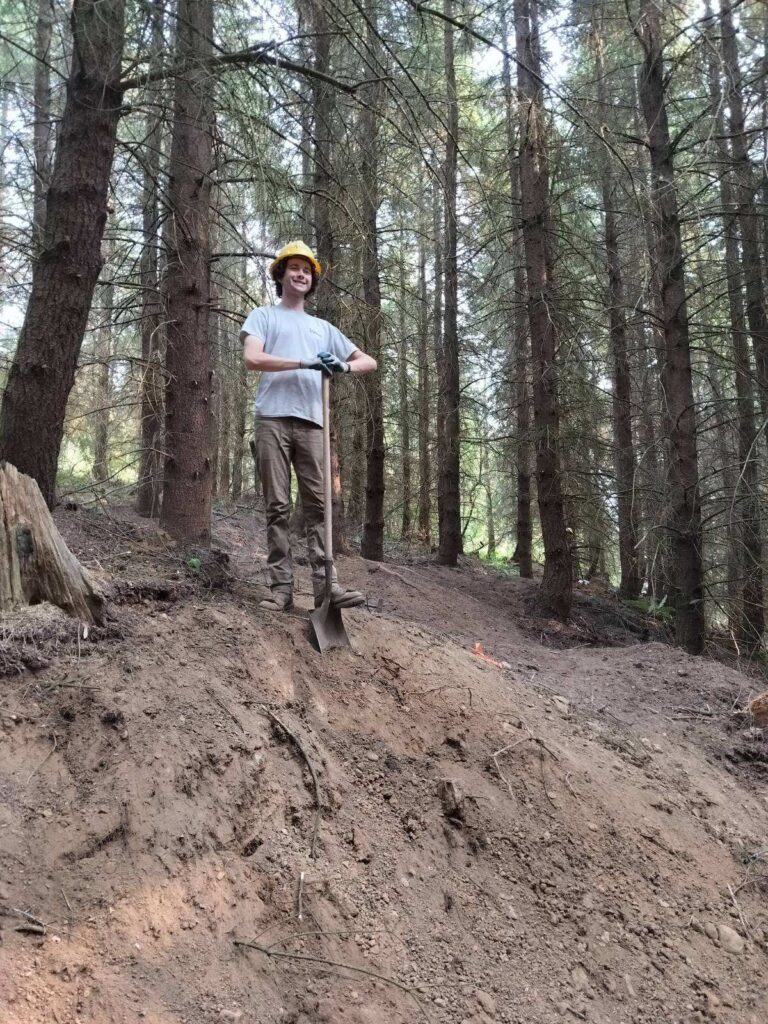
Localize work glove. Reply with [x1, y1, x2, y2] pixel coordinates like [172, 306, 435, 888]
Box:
[318, 351, 350, 374]
[300, 356, 333, 376]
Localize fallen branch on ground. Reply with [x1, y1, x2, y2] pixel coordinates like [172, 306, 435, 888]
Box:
[26, 731, 58, 784]
[261, 707, 322, 860]
[365, 561, 420, 590]
[10, 907, 46, 931]
[492, 733, 561, 802]
[233, 940, 431, 1021]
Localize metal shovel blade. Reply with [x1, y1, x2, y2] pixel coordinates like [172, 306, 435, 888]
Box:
[310, 597, 351, 652]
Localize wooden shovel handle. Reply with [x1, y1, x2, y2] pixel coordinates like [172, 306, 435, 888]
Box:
[322, 374, 333, 562]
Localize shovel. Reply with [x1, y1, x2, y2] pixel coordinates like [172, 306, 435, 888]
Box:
[310, 374, 351, 652]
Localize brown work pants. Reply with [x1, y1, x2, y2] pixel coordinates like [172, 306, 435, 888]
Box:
[255, 416, 336, 597]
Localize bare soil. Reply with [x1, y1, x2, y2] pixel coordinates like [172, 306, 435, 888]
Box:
[1, 501, 767, 1024]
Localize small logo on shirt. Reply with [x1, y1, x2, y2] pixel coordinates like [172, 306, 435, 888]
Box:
[309, 328, 321, 337]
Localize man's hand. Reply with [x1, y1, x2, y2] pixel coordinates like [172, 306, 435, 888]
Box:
[318, 351, 350, 374]
[300, 356, 333, 375]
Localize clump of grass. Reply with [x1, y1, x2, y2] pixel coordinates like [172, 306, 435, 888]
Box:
[623, 595, 676, 624]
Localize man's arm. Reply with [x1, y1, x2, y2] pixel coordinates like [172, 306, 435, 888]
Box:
[243, 334, 302, 372]
[243, 335, 329, 374]
[346, 349, 377, 374]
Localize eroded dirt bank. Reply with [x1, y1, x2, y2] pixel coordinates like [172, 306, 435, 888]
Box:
[1, 505, 766, 1024]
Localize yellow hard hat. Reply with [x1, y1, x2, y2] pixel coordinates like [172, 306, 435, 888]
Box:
[269, 240, 322, 276]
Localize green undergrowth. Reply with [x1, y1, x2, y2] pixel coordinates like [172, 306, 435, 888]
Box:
[623, 595, 676, 624]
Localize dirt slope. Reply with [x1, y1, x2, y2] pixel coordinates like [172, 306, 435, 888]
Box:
[1, 505, 767, 1024]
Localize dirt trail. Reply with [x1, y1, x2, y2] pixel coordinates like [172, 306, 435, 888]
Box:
[1, 505, 767, 1024]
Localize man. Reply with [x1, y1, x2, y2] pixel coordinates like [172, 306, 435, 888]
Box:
[242, 240, 377, 612]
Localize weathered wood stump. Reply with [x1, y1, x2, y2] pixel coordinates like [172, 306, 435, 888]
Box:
[0, 462, 105, 624]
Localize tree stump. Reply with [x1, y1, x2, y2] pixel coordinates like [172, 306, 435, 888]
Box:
[0, 462, 105, 624]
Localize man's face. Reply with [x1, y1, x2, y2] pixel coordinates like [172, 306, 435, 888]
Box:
[283, 257, 314, 296]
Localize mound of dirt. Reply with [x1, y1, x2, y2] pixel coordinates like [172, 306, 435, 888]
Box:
[1, 504, 767, 1024]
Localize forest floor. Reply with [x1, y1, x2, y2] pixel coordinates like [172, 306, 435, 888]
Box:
[1, 499, 768, 1024]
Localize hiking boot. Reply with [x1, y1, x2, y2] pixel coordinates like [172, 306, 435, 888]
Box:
[314, 582, 365, 609]
[259, 590, 294, 612]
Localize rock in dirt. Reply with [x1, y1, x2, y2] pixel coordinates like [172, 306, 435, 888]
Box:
[717, 925, 745, 954]
[551, 695, 570, 715]
[571, 965, 590, 992]
[438, 778, 466, 821]
[476, 989, 496, 1016]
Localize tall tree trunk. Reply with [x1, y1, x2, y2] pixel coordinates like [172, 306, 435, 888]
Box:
[592, 10, 640, 598]
[635, 312, 664, 595]
[484, 450, 496, 559]
[296, 7, 315, 237]
[637, 0, 704, 653]
[703, 347, 741, 633]
[347, 392, 366, 530]
[231, 355, 247, 500]
[436, 0, 462, 566]
[623, 90, 664, 595]
[431, 178, 444, 545]
[310, 0, 346, 552]
[359, 2, 385, 560]
[231, 251, 249, 499]
[515, 0, 571, 619]
[634, 85, 672, 599]
[762, 7, 768, 275]
[416, 227, 431, 545]
[218, 376, 231, 498]
[91, 265, 113, 484]
[707, 8, 764, 650]
[502, 11, 533, 579]
[512, 266, 534, 579]
[208, 221, 221, 500]
[720, 0, 768, 417]
[159, 0, 213, 543]
[32, 0, 54, 249]
[398, 239, 412, 541]
[0, 90, 9, 238]
[135, 0, 164, 518]
[0, 0, 126, 508]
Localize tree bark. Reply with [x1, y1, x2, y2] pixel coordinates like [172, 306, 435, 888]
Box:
[502, 11, 533, 579]
[32, 0, 54, 249]
[398, 238, 412, 541]
[217, 371, 231, 497]
[136, 0, 165, 518]
[592, 10, 640, 598]
[91, 270, 113, 484]
[431, 178, 444, 550]
[720, 0, 768, 417]
[359, 1, 385, 560]
[231, 353, 247, 500]
[309, 0, 347, 553]
[707, 8, 764, 650]
[637, 0, 704, 653]
[436, 0, 462, 566]
[515, 0, 571, 618]
[0, 0, 126, 508]
[0, 462, 104, 623]
[633, 84, 671, 599]
[416, 226, 431, 545]
[159, 0, 214, 543]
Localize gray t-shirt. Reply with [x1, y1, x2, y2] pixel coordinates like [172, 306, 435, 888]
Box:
[241, 304, 358, 427]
